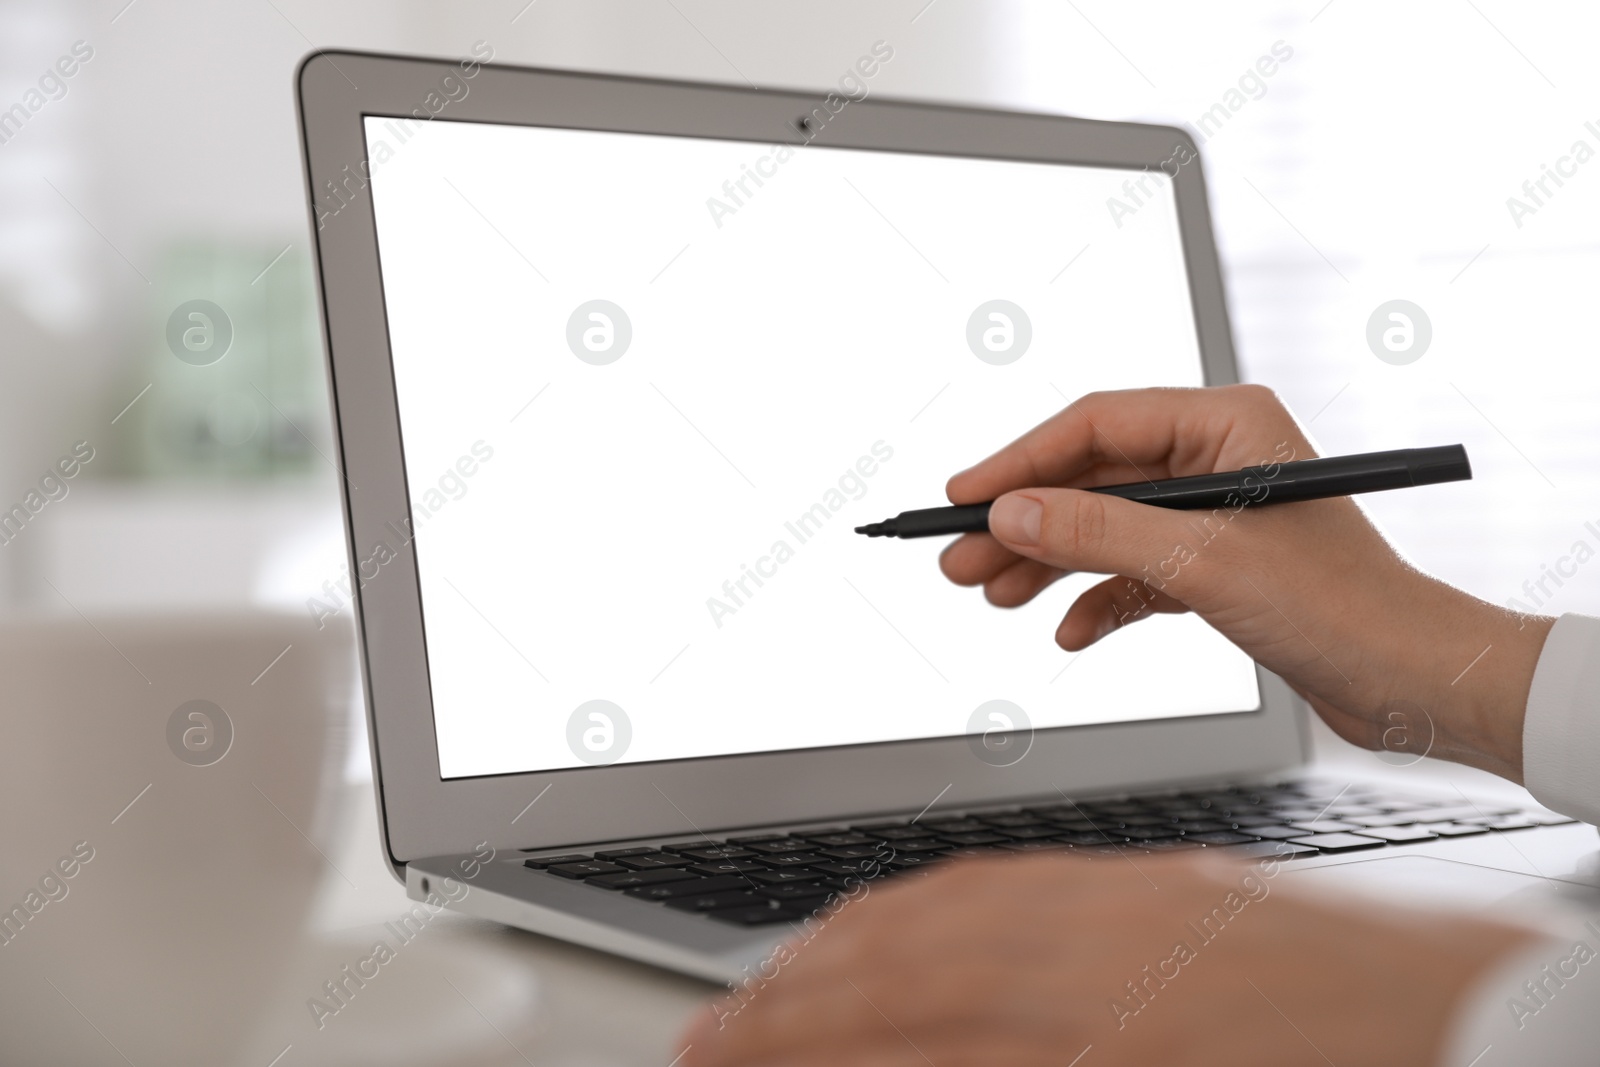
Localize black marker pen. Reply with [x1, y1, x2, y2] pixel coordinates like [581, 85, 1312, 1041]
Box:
[854, 445, 1471, 539]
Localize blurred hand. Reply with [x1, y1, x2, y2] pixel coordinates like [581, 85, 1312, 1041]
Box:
[940, 385, 1552, 782]
[679, 853, 1534, 1067]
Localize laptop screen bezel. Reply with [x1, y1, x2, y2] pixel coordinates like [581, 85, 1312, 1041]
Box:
[296, 50, 1308, 869]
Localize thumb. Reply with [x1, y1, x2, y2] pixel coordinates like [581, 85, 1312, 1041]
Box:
[987, 488, 1202, 591]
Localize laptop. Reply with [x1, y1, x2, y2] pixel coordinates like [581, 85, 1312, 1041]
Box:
[296, 49, 1596, 984]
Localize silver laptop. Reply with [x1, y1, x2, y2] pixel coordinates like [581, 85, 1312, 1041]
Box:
[296, 49, 1594, 984]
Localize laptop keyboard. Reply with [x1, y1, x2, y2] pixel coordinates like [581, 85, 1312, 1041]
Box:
[519, 779, 1574, 927]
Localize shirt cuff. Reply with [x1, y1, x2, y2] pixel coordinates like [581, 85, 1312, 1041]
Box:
[1438, 935, 1600, 1067]
[1522, 613, 1600, 826]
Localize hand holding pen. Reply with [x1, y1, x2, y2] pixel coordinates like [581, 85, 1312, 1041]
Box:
[917, 385, 1546, 782]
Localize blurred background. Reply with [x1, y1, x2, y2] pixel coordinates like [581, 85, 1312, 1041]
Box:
[5, 0, 1598, 685]
[3, 1, 1599, 1063]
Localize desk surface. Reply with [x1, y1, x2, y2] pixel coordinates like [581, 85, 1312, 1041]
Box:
[2, 670, 1569, 1067]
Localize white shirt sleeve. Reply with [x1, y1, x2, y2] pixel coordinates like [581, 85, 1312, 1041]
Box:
[1522, 612, 1600, 825]
[1437, 613, 1600, 1065]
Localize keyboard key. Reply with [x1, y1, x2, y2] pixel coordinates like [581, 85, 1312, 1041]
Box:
[860, 826, 935, 841]
[939, 832, 1009, 846]
[884, 839, 953, 852]
[546, 860, 625, 879]
[758, 882, 837, 903]
[810, 859, 884, 877]
[1266, 808, 1326, 821]
[727, 833, 789, 845]
[997, 841, 1069, 853]
[616, 853, 695, 870]
[707, 904, 805, 926]
[1138, 838, 1204, 851]
[587, 867, 699, 890]
[1477, 817, 1539, 832]
[941, 845, 1013, 859]
[820, 845, 882, 860]
[1417, 822, 1490, 837]
[1525, 811, 1578, 825]
[1055, 831, 1123, 846]
[979, 814, 1047, 829]
[687, 860, 766, 876]
[1286, 833, 1386, 852]
[887, 852, 952, 867]
[801, 833, 875, 848]
[1231, 814, 1289, 828]
[626, 875, 749, 900]
[521, 854, 595, 869]
[1173, 820, 1234, 834]
[1185, 831, 1262, 846]
[744, 840, 817, 855]
[1021, 805, 1081, 819]
[994, 826, 1061, 840]
[760, 852, 824, 867]
[748, 868, 825, 885]
[918, 819, 990, 833]
[594, 846, 658, 860]
[1245, 825, 1308, 840]
[1228, 842, 1320, 861]
[1402, 805, 1519, 823]
[663, 890, 760, 912]
[673, 846, 756, 861]
[1121, 827, 1182, 841]
[819, 876, 867, 891]
[1349, 813, 1428, 828]
[1086, 803, 1145, 817]
[1287, 820, 1363, 834]
[1354, 825, 1436, 843]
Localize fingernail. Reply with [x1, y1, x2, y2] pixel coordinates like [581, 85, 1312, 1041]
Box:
[989, 494, 1042, 546]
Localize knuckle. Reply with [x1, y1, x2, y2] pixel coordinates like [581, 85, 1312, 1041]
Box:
[1050, 491, 1107, 557]
[1230, 382, 1283, 413]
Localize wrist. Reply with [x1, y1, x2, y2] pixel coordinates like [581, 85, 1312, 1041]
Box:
[1412, 581, 1554, 783]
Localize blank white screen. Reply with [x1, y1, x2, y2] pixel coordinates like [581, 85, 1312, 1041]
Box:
[364, 117, 1260, 779]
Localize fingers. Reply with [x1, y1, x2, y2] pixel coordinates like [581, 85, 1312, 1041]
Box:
[1056, 574, 1190, 651]
[939, 535, 1066, 606]
[984, 558, 1067, 607]
[986, 487, 1201, 591]
[938, 533, 1014, 587]
[946, 384, 1306, 506]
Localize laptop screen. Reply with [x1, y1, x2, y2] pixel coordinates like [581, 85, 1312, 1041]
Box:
[363, 116, 1261, 780]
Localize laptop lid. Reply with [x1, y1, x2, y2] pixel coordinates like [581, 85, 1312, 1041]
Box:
[296, 50, 1306, 870]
